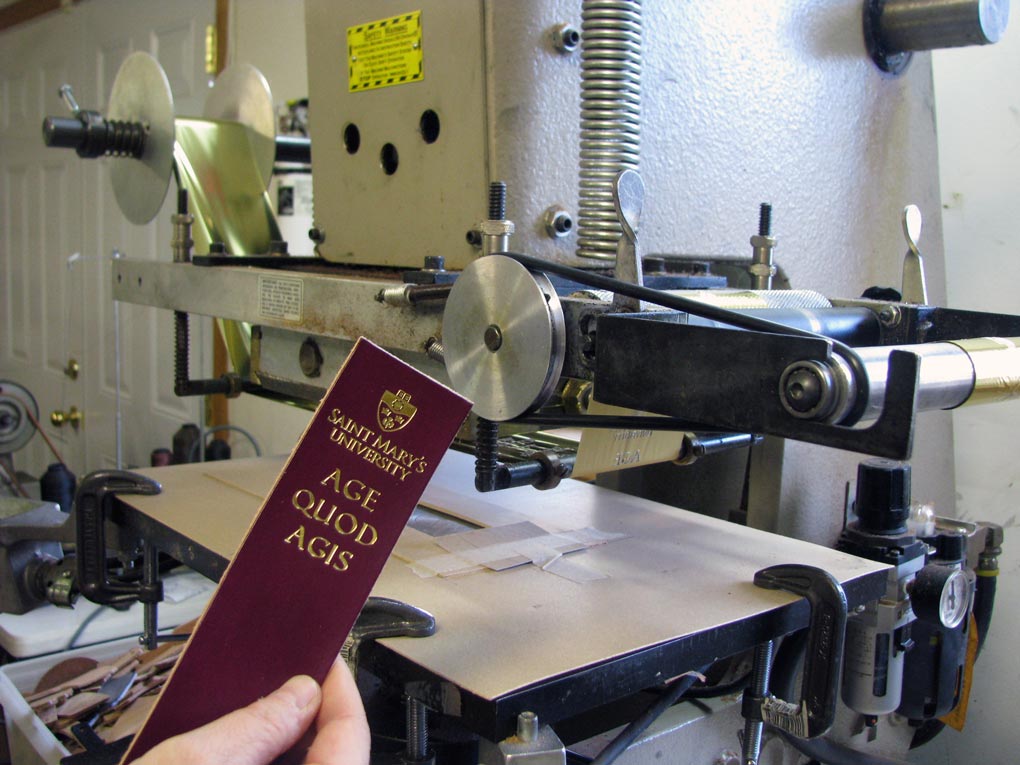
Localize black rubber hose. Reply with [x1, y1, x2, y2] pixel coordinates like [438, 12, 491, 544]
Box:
[502, 251, 872, 424]
[685, 670, 751, 699]
[589, 667, 710, 765]
[974, 573, 997, 656]
[777, 730, 913, 765]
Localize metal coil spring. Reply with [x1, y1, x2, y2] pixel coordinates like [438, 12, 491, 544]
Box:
[102, 118, 147, 158]
[577, 0, 642, 261]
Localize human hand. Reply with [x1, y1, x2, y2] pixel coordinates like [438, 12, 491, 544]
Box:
[132, 658, 370, 765]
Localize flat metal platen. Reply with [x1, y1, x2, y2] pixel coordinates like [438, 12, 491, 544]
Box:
[115, 451, 888, 740]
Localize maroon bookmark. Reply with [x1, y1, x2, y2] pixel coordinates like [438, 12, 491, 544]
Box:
[120, 338, 471, 763]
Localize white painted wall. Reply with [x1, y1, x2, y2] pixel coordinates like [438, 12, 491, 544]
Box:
[911, 25, 1020, 765]
[230, 0, 308, 105]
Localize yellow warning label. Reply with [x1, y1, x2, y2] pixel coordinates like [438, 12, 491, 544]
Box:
[348, 10, 423, 93]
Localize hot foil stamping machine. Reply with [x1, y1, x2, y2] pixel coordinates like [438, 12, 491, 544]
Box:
[37, 1, 1018, 763]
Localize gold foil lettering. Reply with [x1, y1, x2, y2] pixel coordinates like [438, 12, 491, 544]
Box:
[284, 525, 307, 549]
[334, 511, 359, 536]
[292, 490, 316, 519]
[307, 535, 333, 560]
[355, 522, 378, 546]
[332, 550, 354, 572]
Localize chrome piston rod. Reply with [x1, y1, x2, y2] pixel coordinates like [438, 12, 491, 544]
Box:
[780, 337, 1020, 424]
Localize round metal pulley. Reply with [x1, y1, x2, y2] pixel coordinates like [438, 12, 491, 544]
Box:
[204, 63, 276, 188]
[443, 255, 565, 421]
[0, 381, 39, 455]
[107, 52, 175, 224]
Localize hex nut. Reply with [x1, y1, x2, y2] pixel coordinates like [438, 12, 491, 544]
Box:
[543, 206, 574, 238]
[550, 24, 581, 53]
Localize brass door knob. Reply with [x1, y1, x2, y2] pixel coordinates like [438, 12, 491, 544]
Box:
[50, 406, 82, 429]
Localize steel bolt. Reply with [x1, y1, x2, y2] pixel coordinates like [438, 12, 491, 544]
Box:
[308, 227, 325, 243]
[741, 640, 774, 765]
[466, 229, 482, 248]
[424, 255, 445, 271]
[758, 202, 772, 237]
[424, 337, 445, 364]
[489, 181, 507, 220]
[879, 304, 902, 327]
[405, 697, 429, 762]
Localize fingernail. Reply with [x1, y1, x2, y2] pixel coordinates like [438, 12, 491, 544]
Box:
[282, 674, 319, 710]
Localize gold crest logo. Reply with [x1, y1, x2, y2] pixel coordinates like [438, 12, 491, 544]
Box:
[378, 389, 417, 432]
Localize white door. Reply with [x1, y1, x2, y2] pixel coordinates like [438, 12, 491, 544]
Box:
[0, 0, 214, 481]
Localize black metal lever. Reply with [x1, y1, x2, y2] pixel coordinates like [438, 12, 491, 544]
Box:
[75, 470, 162, 606]
[753, 564, 848, 739]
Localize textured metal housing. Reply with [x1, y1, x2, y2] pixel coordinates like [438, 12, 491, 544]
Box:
[303, 0, 954, 544]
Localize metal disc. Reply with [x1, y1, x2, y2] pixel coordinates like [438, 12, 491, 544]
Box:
[107, 52, 175, 224]
[204, 63, 276, 188]
[443, 256, 565, 421]
[0, 381, 39, 454]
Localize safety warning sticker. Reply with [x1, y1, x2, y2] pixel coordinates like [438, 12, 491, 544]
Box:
[348, 10, 423, 93]
[259, 275, 303, 321]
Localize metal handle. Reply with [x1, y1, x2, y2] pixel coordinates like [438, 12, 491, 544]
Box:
[50, 406, 83, 429]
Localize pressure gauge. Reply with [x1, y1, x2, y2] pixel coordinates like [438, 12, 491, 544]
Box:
[911, 565, 971, 629]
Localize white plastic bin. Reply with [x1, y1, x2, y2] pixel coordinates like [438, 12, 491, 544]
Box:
[0, 638, 137, 765]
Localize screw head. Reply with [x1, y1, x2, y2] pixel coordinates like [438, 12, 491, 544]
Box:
[484, 325, 503, 352]
[779, 360, 838, 420]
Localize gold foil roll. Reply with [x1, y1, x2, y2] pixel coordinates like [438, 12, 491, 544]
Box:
[949, 337, 1020, 406]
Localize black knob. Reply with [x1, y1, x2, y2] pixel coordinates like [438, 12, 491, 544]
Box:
[932, 531, 967, 564]
[42, 117, 86, 149]
[855, 458, 911, 534]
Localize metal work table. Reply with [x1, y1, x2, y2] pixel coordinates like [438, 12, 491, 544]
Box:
[112, 451, 888, 741]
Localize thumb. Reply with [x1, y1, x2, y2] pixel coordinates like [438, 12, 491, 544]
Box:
[135, 675, 322, 765]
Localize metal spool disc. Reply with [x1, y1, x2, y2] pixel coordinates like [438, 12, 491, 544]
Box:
[204, 63, 276, 188]
[0, 381, 39, 455]
[443, 255, 566, 421]
[108, 52, 175, 224]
